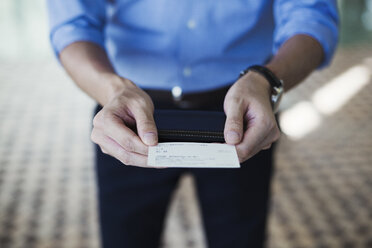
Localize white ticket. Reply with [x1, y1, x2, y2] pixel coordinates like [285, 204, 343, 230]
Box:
[148, 142, 240, 168]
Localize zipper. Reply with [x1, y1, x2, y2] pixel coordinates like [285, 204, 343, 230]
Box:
[158, 129, 225, 142]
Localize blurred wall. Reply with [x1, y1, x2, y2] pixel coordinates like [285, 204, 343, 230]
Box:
[0, 0, 51, 61]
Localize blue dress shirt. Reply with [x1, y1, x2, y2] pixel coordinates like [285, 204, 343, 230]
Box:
[47, 0, 338, 93]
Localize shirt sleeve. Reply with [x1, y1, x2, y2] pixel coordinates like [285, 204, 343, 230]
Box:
[273, 0, 339, 68]
[47, 0, 106, 57]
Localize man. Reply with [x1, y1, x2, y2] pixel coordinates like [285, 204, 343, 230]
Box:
[47, 0, 338, 247]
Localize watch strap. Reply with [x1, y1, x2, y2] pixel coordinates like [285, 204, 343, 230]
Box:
[239, 65, 284, 112]
[239, 65, 283, 88]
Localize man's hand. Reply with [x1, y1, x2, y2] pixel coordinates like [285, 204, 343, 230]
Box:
[223, 71, 280, 163]
[90, 77, 158, 167]
[59, 42, 159, 168]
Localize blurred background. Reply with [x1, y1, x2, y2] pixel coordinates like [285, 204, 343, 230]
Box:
[0, 0, 372, 247]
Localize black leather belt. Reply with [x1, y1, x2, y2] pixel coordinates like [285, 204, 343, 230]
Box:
[144, 85, 231, 110]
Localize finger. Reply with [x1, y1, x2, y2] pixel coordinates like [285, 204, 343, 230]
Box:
[101, 136, 165, 169]
[262, 144, 272, 150]
[235, 114, 274, 162]
[257, 130, 280, 151]
[101, 113, 149, 155]
[224, 103, 245, 145]
[243, 135, 271, 158]
[131, 107, 158, 146]
[92, 128, 149, 167]
[235, 126, 268, 162]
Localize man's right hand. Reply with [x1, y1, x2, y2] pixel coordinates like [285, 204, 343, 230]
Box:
[90, 78, 158, 167]
[59, 42, 158, 167]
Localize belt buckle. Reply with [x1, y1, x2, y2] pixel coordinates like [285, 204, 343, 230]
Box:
[171, 86, 182, 102]
[171, 86, 192, 108]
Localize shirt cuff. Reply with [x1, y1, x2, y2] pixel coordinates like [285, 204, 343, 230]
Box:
[273, 17, 338, 69]
[50, 18, 105, 58]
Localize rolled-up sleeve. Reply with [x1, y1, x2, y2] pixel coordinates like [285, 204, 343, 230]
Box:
[47, 0, 106, 57]
[273, 0, 339, 68]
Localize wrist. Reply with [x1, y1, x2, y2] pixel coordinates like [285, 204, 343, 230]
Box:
[101, 73, 133, 105]
[239, 65, 284, 112]
[239, 71, 272, 99]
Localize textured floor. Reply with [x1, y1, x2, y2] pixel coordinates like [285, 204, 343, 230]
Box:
[0, 44, 372, 248]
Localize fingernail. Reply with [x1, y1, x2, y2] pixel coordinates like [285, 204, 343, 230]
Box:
[143, 132, 157, 145]
[226, 131, 240, 144]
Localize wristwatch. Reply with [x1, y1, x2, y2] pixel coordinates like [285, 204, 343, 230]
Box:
[239, 65, 284, 112]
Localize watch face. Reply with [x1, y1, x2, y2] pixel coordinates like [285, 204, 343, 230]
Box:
[271, 86, 284, 112]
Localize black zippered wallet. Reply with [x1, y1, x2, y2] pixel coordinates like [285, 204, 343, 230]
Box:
[153, 109, 226, 143]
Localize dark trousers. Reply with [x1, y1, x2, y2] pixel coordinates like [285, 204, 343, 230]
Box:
[94, 93, 274, 248]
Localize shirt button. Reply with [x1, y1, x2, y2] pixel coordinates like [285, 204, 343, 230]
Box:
[187, 19, 196, 29]
[183, 67, 192, 77]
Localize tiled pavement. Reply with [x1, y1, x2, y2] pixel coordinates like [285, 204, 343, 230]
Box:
[0, 44, 371, 248]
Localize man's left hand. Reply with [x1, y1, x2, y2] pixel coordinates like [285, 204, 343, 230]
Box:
[223, 71, 281, 163]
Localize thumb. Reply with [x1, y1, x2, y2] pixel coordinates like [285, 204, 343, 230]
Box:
[224, 105, 245, 145]
[133, 109, 158, 146]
